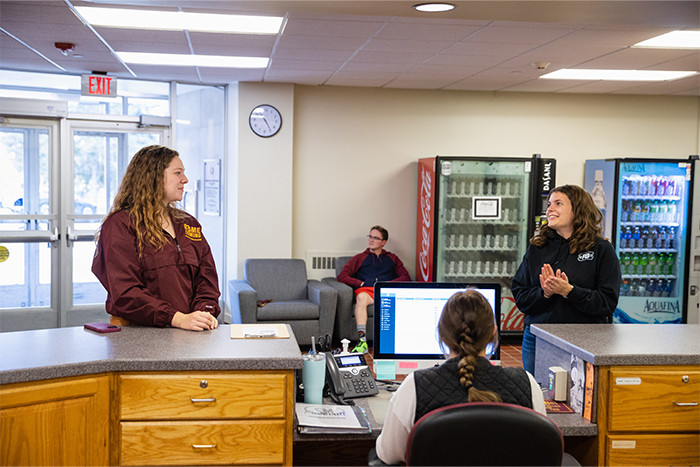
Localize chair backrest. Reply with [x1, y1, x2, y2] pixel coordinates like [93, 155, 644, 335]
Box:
[334, 256, 352, 277]
[406, 402, 564, 466]
[244, 259, 308, 301]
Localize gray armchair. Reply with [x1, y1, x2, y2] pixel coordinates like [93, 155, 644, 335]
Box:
[322, 256, 374, 343]
[228, 259, 337, 346]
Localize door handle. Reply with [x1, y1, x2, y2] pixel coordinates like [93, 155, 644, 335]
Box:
[50, 227, 59, 242]
[673, 401, 698, 406]
[190, 397, 216, 403]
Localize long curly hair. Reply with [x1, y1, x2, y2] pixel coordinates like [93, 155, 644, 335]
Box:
[438, 290, 502, 403]
[97, 145, 185, 256]
[532, 184, 603, 254]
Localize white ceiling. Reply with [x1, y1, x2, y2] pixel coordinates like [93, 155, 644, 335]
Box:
[1, 0, 699, 95]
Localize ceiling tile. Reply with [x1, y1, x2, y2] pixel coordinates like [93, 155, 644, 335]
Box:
[324, 76, 394, 87]
[362, 38, 454, 54]
[282, 18, 384, 38]
[580, 48, 696, 70]
[350, 50, 439, 64]
[273, 48, 355, 61]
[465, 24, 579, 44]
[269, 59, 344, 71]
[276, 34, 367, 50]
[443, 41, 538, 57]
[374, 21, 484, 41]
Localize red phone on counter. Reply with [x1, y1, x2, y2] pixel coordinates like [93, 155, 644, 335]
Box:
[84, 322, 121, 333]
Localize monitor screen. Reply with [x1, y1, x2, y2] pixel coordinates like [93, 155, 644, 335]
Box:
[373, 282, 501, 362]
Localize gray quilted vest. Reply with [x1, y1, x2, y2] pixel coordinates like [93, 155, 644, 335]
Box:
[414, 357, 533, 421]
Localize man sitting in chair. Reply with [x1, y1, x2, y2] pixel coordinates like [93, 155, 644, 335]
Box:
[338, 225, 410, 353]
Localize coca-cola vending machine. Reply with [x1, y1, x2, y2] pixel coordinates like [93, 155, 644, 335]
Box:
[585, 157, 696, 324]
[416, 155, 556, 335]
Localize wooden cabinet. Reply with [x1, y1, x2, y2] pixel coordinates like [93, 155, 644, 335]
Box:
[0, 374, 111, 466]
[117, 371, 294, 466]
[598, 365, 700, 466]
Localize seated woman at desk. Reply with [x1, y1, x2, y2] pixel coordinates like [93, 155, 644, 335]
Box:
[375, 290, 545, 464]
[92, 145, 220, 331]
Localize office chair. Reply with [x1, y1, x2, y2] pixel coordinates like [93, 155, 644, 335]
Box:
[404, 402, 564, 466]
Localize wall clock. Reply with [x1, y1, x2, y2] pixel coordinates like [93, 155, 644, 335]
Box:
[249, 104, 282, 137]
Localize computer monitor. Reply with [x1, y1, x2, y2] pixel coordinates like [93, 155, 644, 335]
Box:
[372, 282, 501, 375]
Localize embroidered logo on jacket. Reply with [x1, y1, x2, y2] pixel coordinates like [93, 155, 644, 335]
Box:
[578, 251, 594, 262]
[184, 224, 202, 241]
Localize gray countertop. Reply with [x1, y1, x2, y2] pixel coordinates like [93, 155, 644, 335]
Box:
[0, 324, 304, 385]
[531, 324, 700, 366]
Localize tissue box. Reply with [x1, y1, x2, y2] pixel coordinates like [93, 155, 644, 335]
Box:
[548, 366, 568, 401]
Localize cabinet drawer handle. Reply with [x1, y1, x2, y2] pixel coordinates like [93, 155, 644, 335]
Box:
[192, 444, 217, 449]
[673, 401, 698, 406]
[190, 397, 216, 403]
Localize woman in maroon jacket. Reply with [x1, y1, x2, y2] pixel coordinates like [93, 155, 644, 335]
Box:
[92, 145, 220, 331]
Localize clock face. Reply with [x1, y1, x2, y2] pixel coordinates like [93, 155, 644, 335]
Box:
[249, 104, 282, 137]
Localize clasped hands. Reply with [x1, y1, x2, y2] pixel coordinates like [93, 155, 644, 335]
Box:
[539, 264, 573, 299]
[171, 310, 218, 331]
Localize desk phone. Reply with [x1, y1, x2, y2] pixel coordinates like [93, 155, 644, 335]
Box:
[325, 351, 378, 398]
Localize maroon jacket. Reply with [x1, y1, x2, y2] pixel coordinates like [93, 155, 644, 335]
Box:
[92, 210, 220, 327]
[338, 248, 411, 289]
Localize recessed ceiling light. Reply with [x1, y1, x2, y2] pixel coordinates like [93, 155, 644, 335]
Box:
[117, 52, 269, 68]
[75, 7, 283, 34]
[634, 31, 700, 49]
[413, 3, 455, 13]
[540, 69, 696, 81]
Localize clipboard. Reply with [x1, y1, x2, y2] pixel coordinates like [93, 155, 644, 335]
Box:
[230, 323, 290, 339]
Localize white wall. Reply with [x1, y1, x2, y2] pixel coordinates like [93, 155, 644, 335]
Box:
[226, 82, 295, 282]
[291, 86, 700, 280]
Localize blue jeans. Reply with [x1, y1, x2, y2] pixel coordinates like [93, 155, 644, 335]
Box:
[522, 325, 536, 375]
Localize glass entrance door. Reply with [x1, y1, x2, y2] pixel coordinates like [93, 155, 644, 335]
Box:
[0, 117, 168, 331]
[63, 120, 168, 326]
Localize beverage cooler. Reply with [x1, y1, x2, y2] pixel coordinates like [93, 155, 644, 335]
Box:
[585, 158, 697, 324]
[416, 155, 556, 335]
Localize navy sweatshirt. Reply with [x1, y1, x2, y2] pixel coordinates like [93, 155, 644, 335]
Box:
[512, 232, 621, 325]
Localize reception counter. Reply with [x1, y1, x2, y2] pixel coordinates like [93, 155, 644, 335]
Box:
[0, 325, 303, 466]
[532, 324, 700, 466]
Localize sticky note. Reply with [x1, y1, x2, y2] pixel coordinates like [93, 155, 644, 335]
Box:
[376, 361, 396, 380]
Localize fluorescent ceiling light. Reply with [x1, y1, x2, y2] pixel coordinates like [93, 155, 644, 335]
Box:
[75, 7, 283, 34]
[634, 31, 700, 49]
[413, 3, 455, 12]
[540, 69, 696, 81]
[117, 52, 269, 68]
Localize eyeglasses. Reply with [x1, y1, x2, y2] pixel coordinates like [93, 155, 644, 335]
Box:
[367, 235, 384, 241]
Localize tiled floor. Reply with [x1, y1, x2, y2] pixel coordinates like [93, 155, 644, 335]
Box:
[499, 341, 524, 368]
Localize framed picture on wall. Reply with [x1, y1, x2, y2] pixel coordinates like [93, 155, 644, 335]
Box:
[203, 159, 220, 216]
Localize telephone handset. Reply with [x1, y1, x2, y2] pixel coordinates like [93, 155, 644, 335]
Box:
[325, 351, 378, 399]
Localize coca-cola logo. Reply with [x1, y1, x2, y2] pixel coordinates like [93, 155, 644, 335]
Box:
[419, 165, 432, 281]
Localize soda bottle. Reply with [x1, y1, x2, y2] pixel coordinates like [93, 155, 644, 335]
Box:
[639, 177, 649, 196]
[655, 253, 665, 275]
[640, 201, 650, 223]
[638, 253, 648, 275]
[666, 226, 675, 250]
[620, 200, 630, 222]
[665, 253, 676, 276]
[649, 176, 658, 196]
[657, 176, 667, 196]
[620, 280, 629, 296]
[654, 279, 664, 297]
[666, 178, 676, 197]
[650, 201, 659, 222]
[630, 177, 639, 196]
[632, 226, 641, 249]
[657, 226, 667, 250]
[662, 279, 673, 297]
[631, 253, 640, 275]
[666, 201, 677, 224]
[623, 226, 633, 249]
[622, 179, 630, 196]
[632, 201, 641, 222]
[630, 279, 640, 296]
[640, 226, 649, 249]
[645, 279, 655, 297]
[647, 252, 657, 275]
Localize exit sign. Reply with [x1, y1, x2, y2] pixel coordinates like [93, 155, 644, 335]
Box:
[81, 74, 117, 97]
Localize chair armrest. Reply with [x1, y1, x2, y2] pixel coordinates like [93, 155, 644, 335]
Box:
[322, 278, 356, 341]
[308, 280, 337, 337]
[367, 447, 394, 466]
[228, 280, 258, 324]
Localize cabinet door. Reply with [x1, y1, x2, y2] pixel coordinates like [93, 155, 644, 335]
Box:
[0, 375, 110, 466]
[609, 367, 700, 431]
[606, 434, 700, 466]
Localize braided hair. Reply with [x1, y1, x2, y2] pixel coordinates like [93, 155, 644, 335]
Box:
[438, 290, 502, 402]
